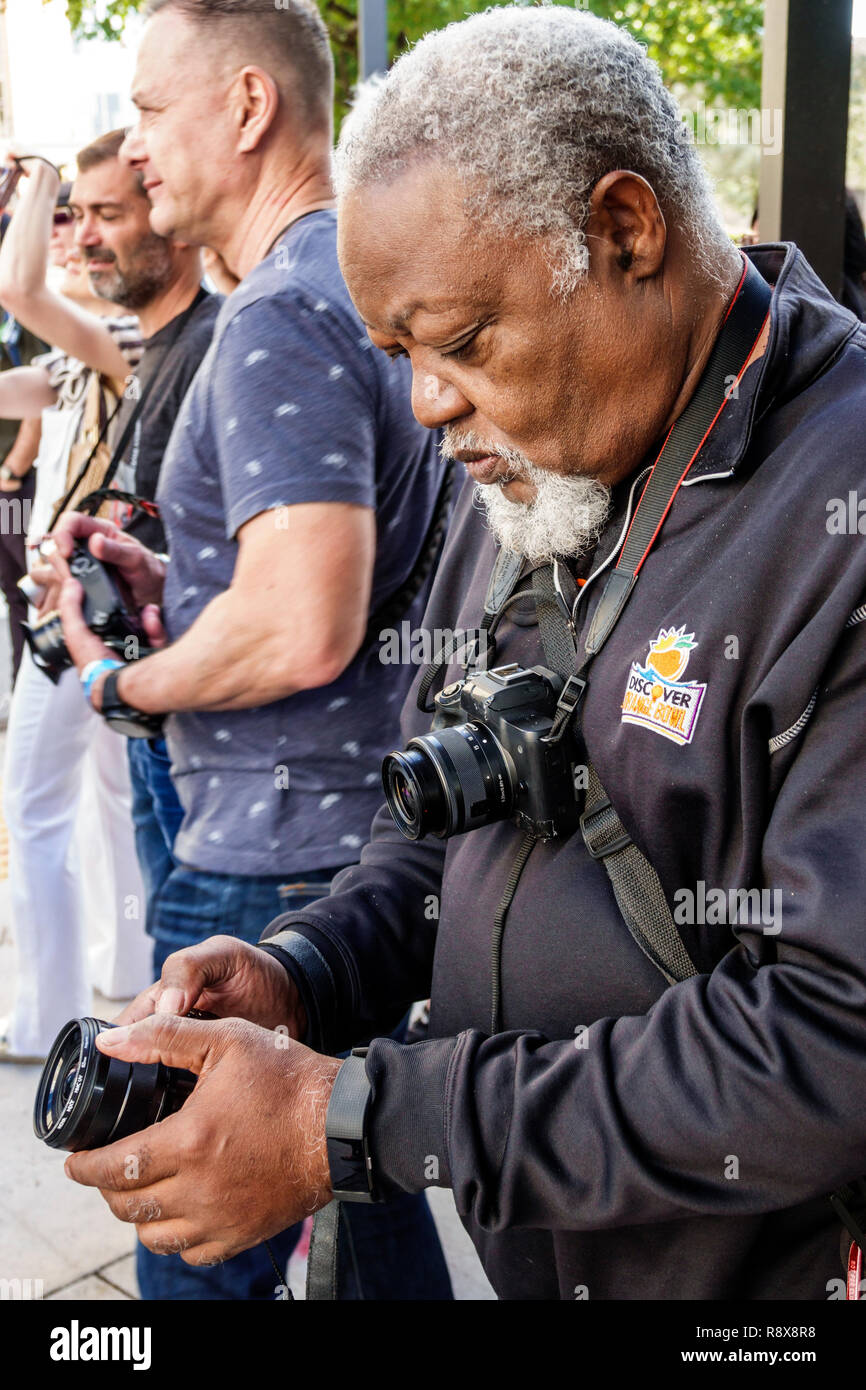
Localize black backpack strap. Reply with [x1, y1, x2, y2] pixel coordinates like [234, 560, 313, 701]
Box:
[364, 459, 455, 648]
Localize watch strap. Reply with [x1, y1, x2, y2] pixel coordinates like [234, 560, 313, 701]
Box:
[101, 666, 165, 739]
[325, 1048, 380, 1202]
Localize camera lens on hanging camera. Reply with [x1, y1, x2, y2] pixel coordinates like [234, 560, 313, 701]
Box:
[382, 664, 584, 842]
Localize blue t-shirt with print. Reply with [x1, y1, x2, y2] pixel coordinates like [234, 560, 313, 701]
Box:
[157, 210, 444, 876]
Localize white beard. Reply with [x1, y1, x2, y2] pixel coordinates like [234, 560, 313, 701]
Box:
[443, 429, 611, 563]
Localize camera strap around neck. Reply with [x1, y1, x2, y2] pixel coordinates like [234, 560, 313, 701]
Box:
[530, 259, 772, 987]
[582, 256, 771, 663]
[48, 288, 207, 531]
[483, 257, 773, 998]
[541, 255, 772, 732]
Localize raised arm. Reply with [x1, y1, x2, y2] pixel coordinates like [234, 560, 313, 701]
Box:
[0, 364, 57, 418]
[0, 157, 129, 383]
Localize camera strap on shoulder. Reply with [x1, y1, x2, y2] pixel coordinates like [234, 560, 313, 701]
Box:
[539, 263, 866, 1278]
[529, 259, 773, 984]
[584, 256, 771, 658]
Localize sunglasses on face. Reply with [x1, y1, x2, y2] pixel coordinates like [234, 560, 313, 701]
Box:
[53, 209, 74, 227]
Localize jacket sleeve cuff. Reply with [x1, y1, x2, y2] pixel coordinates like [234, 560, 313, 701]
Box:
[257, 928, 341, 1053]
[363, 1033, 464, 1198]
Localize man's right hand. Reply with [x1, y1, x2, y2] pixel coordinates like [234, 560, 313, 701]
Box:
[113, 936, 308, 1039]
[31, 513, 167, 618]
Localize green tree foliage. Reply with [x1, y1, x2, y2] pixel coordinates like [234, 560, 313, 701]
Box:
[63, 0, 143, 41]
[59, 0, 764, 129]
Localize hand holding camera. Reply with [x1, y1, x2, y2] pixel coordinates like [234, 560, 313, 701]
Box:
[22, 515, 169, 686]
[114, 935, 308, 1037]
[38, 1012, 340, 1266]
[23, 538, 151, 683]
[33, 935, 310, 1155]
[31, 512, 167, 615]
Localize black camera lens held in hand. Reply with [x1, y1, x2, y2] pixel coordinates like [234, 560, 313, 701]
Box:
[33, 1013, 293, 1298]
[33, 1017, 197, 1152]
[22, 542, 152, 685]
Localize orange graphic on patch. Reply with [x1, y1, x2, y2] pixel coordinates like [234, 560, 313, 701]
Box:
[645, 627, 697, 682]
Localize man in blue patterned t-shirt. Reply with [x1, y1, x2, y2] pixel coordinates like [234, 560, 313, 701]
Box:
[51, 0, 452, 1303]
[152, 209, 445, 881]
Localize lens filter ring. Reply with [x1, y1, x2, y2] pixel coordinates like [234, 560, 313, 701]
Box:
[33, 1017, 133, 1151]
[382, 746, 451, 840]
[34, 1017, 99, 1148]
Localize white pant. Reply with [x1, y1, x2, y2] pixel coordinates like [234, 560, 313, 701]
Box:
[3, 647, 151, 1055]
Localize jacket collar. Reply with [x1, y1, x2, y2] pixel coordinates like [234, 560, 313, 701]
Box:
[686, 242, 863, 482]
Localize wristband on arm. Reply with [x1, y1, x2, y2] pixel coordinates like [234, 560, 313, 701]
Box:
[80, 657, 122, 703]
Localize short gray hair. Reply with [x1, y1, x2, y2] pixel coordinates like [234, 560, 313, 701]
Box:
[145, 0, 333, 130]
[335, 6, 735, 296]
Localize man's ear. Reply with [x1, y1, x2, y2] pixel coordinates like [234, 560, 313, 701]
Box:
[232, 65, 281, 155]
[585, 170, 667, 281]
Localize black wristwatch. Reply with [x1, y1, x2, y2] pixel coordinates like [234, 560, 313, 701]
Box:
[325, 1048, 381, 1202]
[101, 667, 165, 740]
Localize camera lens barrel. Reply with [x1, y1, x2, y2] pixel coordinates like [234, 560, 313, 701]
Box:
[33, 1017, 196, 1153]
[383, 721, 515, 840]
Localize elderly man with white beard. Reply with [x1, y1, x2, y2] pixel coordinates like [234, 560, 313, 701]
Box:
[66, 6, 866, 1303]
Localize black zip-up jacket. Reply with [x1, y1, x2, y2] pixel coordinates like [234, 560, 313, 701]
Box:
[261, 245, 866, 1299]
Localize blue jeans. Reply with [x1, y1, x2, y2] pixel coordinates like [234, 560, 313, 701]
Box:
[124, 786, 453, 1301]
[127, 739, 185, 937]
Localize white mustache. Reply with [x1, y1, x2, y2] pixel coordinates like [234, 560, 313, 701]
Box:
[440, 428, 530, 482]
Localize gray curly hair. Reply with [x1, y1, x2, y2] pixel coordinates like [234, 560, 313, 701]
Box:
[335, 5, 736, 297]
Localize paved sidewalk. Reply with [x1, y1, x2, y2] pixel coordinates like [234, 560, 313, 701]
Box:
[0, 744, 495, 1301]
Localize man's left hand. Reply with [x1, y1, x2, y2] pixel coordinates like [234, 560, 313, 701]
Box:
[64, 1014, 342, 1265]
